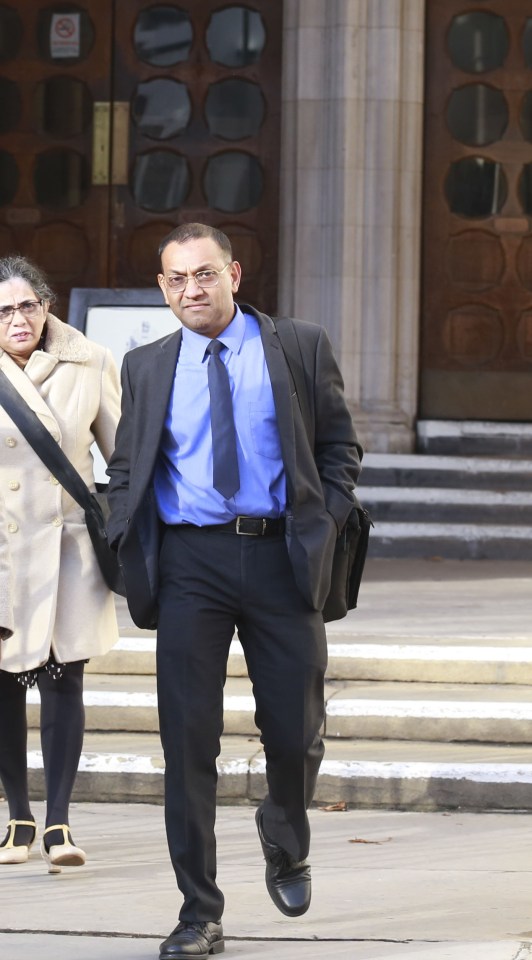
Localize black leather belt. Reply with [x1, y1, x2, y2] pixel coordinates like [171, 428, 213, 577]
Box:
[201, 516, 285, 536]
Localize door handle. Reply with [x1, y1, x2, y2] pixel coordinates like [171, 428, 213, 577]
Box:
[111, 101, 130, 186]
[92, 102, 111, 185]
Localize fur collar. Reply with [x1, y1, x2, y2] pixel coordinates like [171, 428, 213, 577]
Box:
[42, 314, 91, 362]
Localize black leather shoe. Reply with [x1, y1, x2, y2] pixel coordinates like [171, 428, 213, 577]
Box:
[255, 807, 311, 917]
[159, 921, 224, 959]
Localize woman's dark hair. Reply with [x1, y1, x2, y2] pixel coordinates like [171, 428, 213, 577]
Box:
[0, 255, 55, 304]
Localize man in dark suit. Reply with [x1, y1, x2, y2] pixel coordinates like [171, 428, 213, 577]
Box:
[107, 223, 362, 960]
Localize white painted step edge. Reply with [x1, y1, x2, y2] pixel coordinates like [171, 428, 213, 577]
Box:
[360, 487, 532, 505]
[26, 690, 532, 721]
[26, 751, 532, 784]
[112, 639, 532, 661]
[362, 453, 532, 472]
[372, 522, 532, 539]
[417, 421, 532, 439]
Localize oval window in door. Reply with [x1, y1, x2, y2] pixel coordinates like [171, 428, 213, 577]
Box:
[204, 152, 263, 213]
[34, 76, 92, 138]
[0, 78, 21, 134]
[131, 151, 190, 212]
[444, 156, 507, 218]
[0, 5, 23, 61]
[447, 11, 508, 73]
[132, 78, 191, 140]
[0, 151, 18, 206]
[206, 7, 265, 66]
[134, 6, 192, 67]
[205, 79, 265, 140]
[34, 148, 90, 208]
[37, 6, 95, 64]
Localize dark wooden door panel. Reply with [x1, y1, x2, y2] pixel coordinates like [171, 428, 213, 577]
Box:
[0, 1, 113, 316]
[0, 2, 282, 317]
[110, 0, 282, 312]
[421, 0, 532, 419]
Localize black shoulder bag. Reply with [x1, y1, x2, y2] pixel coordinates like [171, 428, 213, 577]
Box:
[273, 317, 373, 622]
[0, 370, 126, 596]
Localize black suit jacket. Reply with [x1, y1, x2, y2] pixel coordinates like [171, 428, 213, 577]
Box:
[107, 305, 362, 628]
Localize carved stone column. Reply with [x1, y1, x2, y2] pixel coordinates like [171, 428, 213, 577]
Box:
[278, 0, 426, 452]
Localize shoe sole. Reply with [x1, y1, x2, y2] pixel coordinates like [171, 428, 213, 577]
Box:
[159, 940, 224, 959]
[0, 849, 29, 864]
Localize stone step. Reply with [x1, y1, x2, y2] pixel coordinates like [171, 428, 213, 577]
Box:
[367, 521, 532, 560]
[25, 730, 532, 811]
[86, 636, 532, 686]
[358, 453, 532, 492]
[417, 420, 532, 458]
[26, 676, 532, 743]
[361, 486, 532, 525]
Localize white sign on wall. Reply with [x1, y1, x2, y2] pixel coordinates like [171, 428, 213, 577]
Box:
[50, 13, 81, 59]
[85, 305, 180, 483]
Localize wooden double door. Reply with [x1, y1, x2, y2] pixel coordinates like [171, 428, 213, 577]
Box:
[0, 1, 281, 316]
[422, 0, 532, 420]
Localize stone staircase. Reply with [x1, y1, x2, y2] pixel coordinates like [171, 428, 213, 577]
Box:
[358, 421, 532, 560]
[20, 420, 532, 813]
[25, 592, 532, 813]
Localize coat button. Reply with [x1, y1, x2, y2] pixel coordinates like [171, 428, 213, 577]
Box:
[8, 480, 19, 490]
[52, 517, 63, 527]
[7, 522, 18, 533]
[5, 437, 16, 447]
[50, 476, 60, 485]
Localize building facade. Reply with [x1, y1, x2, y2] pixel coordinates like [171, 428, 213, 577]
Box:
[1, 1, 531, 452]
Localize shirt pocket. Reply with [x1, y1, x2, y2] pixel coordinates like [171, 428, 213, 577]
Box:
[248, 401, 282, 461]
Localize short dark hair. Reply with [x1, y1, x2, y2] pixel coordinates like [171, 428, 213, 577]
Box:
[158, 223, 233, 261]
[0, 255, 55, 304]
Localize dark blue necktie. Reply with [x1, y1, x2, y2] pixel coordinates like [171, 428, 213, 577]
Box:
[205, 339, 240, 499]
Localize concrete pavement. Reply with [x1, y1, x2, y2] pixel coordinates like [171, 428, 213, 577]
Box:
[1, 801, 532, 959]
[2, 557, 532, 959]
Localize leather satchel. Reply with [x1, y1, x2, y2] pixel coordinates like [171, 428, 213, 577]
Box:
[0, 370, 126, 596]
[273, 318, 372, 621]
[321, 504, 373, 622]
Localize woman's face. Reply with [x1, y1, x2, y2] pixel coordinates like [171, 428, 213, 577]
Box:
[0, 277, 49, 367]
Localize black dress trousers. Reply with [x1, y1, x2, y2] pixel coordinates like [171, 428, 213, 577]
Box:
[156, 523, 328, 922]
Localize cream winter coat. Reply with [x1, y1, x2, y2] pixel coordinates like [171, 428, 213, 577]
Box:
[0, 315, 120, 673]
[0, 492, 13, 640]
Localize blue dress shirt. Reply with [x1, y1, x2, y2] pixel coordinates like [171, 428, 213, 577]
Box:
[154, 307, 287, 525]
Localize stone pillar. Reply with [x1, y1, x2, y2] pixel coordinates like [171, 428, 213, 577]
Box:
[278, 0, 425, 452]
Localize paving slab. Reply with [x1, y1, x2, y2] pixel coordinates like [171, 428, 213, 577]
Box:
[330, 558, 531, 641]
[1, 803, 532, 960]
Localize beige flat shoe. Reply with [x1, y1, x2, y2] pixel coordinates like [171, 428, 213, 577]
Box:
[0, 819, 37, 864]
[40, 824, 86, 875]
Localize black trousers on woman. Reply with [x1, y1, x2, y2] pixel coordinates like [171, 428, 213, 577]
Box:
[156, 525, 328, 923]
[0, 660, 85, 830]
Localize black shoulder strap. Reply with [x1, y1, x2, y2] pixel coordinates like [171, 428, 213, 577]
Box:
[273, 317, 314, 444]
[0, 370, 94, 513]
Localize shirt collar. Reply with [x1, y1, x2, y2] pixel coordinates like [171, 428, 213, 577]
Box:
[181, 305, 246, 363]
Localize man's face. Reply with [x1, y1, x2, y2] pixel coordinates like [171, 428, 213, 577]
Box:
[158, 237, 241, 339]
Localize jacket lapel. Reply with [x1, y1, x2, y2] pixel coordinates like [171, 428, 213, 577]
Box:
[255, 311, 298, 496]
[0, 352, 60, 435]
[130, 329, 182, 498]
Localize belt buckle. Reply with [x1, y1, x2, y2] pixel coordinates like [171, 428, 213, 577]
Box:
[236, 516, 265, 536]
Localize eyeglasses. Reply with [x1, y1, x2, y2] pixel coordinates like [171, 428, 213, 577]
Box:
[0, 300, 43, 324]
[163, 263, 232, 293]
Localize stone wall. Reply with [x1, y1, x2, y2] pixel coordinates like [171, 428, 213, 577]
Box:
[278, 0, 426, 452]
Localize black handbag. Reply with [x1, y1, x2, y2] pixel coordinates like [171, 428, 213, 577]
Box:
[321, 505, 373, 622]
[0, 370, 126, 596]
[273, 318, 372, 621]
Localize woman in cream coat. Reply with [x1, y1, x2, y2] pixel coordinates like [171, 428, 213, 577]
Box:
[0, 493, 13, 642]
[0, 255, 120, 873]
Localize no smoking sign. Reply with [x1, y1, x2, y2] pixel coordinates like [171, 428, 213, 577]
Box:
[50, 12, 80, 58]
